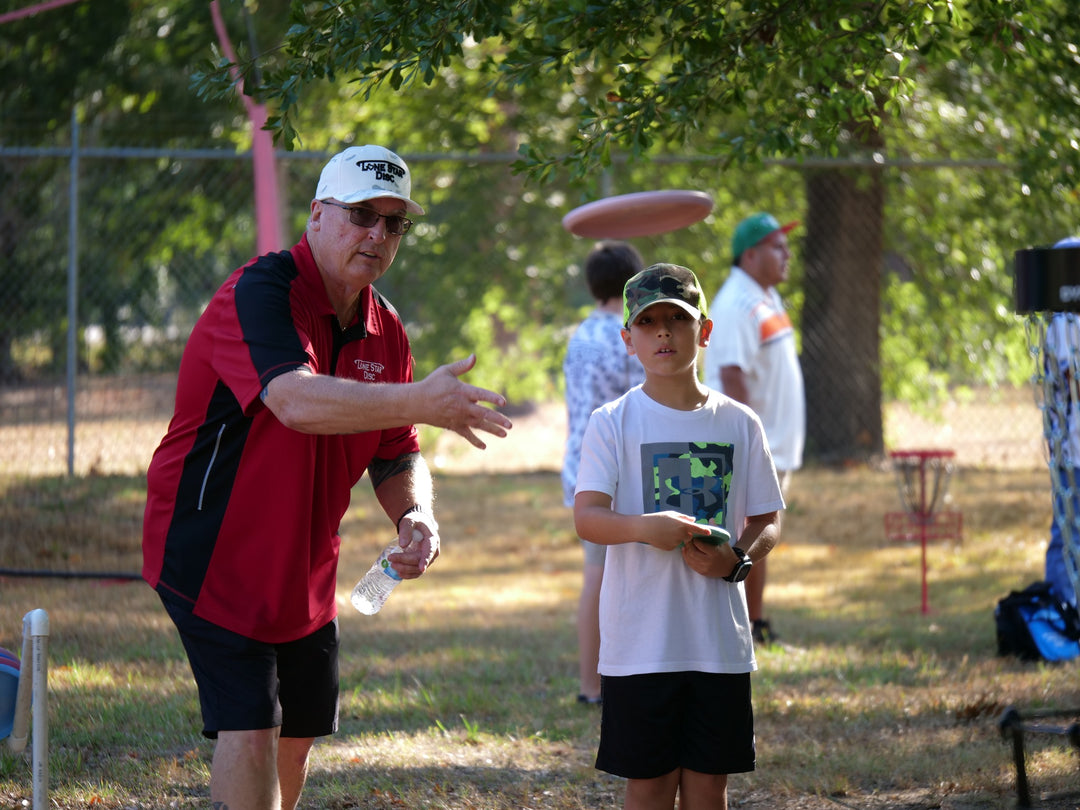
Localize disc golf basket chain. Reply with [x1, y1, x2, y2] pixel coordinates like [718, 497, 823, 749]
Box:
[884, 449, 963, 615]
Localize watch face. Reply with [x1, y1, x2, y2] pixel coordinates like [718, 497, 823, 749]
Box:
[725, 557, 752, 583]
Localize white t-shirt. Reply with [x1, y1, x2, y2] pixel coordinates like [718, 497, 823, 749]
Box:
[576, 386, 784, 676]
[562, 309, 645, 506]
[704, 266, 805, 471]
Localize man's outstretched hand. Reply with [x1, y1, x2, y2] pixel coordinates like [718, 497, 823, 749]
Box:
[418, 354, 513, 449]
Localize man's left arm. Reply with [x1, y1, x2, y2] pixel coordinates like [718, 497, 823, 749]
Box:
[369, 451, 439, 578]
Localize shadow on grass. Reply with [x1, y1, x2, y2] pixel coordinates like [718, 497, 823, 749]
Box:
[2, 466, 1079, 808]
[0, 473, 145, 575]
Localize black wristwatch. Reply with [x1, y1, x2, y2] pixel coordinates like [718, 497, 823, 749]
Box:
[723, 546, 753, 583]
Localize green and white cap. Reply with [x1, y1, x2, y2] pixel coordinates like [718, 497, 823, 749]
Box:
[731, 212, 798, 260]
[623, 263, 707, 327]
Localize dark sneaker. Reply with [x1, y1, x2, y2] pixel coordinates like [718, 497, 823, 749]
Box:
[752, 619, 778, 646]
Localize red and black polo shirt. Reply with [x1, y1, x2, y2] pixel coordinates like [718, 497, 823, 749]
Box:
[142, 234, 419, 643]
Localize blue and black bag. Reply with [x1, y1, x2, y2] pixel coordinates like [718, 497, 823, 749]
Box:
[995, 581, 1080, 662]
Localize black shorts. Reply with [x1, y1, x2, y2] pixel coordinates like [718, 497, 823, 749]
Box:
[596, 671, 755, 779]
[161, 592, 339, 740]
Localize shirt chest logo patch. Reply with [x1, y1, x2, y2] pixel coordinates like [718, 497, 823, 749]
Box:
[640, 441, 735, 525]
[355, 359, 385, 381]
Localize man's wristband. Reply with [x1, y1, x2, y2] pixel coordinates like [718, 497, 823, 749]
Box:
[396, 504, 430, 531]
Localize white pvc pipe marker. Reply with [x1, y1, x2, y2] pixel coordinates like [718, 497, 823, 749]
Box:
[8, 609, 48, 810]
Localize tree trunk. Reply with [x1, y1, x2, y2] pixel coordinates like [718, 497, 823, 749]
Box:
[0, 330, 19, 384]
[801, 165, 885, 462]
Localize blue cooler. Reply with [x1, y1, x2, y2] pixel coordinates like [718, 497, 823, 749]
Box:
[0, 649, 20, 740]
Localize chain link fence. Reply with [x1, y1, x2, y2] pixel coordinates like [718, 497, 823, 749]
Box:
[0, 137, 1052, 486]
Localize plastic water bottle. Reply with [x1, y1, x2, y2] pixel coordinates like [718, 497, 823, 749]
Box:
[351, 540, 405, 615]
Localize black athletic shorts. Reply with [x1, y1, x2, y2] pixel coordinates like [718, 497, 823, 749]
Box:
[596, 671, 755, 779]
[160, 591, 339, 739]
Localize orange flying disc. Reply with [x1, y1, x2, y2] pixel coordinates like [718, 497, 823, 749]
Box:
[562, 190, 714, 239]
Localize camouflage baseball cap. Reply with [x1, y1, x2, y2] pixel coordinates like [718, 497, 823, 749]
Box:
[623, 263, 707, 327]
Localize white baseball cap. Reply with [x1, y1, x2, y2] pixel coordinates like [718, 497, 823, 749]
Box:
[315, 145, 425, 215]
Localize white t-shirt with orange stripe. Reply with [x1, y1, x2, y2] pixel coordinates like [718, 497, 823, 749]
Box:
[704, 266, 805, 471]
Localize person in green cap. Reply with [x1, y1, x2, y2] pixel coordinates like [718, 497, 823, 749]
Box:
[575, 262, 783, 810]
[704, 212, 805, 647]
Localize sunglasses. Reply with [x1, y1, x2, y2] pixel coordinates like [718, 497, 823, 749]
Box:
[320, 200, 413, 236]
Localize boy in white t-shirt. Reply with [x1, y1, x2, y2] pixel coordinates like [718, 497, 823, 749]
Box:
[575, 263, 784, 810]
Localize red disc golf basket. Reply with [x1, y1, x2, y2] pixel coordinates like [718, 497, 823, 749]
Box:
[884, 449, 963, 614]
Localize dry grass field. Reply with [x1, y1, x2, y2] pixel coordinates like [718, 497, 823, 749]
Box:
[1, 385, 1079, 809]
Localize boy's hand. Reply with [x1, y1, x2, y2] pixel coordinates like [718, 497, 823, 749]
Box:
[641, 511, 709, 551]
[682, 535, 737, 578]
